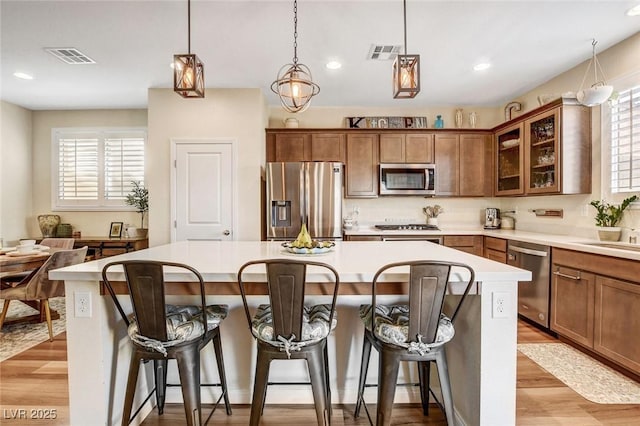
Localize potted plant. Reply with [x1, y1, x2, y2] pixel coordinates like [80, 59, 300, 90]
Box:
[590, 195, 638, 241]
[125, 180, 149, 238]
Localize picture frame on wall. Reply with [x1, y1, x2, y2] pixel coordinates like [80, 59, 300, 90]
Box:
[109, 222, 123, 238]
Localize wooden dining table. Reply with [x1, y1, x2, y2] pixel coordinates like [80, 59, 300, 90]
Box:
[0, 249, 60, 325]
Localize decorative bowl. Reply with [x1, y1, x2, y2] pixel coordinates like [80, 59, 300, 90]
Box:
[281, 241, 335, 255]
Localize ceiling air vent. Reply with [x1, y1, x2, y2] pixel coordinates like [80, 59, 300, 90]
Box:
[45, 48, 95, 64]
[367, 44, 402, 61]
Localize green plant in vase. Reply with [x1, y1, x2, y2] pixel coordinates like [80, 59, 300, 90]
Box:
[125, 181, 149, 238]
[590, 195, 638, 241]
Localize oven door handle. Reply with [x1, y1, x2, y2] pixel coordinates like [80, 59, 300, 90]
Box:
[382, 237, 442, 244]
[508, 245, 548, 257]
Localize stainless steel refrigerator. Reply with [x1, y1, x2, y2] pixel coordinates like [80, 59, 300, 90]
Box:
[266, 162, 343, 240]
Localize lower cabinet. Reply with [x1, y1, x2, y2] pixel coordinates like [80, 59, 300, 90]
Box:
[551, 265, 595, 348]
[484, 236, 507, 263]
[551, 248, 640, 376]
[594, 276, 640, 373]
[443, 235, 483, 256]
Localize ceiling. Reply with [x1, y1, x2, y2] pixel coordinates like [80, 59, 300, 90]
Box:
[1, 0, 639, 111]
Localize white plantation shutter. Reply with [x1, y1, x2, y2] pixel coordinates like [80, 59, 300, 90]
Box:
[58, 135, 99, 201]
[611, 86, 640, 193]
[104, 135, 145, 200]
[53, 128, 145, 210]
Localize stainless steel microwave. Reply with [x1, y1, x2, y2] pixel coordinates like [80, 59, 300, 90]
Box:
[379, 163, 436, 195]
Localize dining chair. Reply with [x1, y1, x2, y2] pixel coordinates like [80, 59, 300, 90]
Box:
[236, 258, 340, 426]
[101, 260, 232, 426]
[39, 238, 75, 249]
[0, 246, 88, 341]
[353, 260, 475, 426]
[0, 238, 76, 285]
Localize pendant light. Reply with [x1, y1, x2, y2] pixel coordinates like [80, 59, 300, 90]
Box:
[271, 0, 320, 113]
[393, 0, 420, 99]
[576, 39, 613, 107]
[174, 0, 204, 98]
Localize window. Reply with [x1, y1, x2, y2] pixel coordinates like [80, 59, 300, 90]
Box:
[53, 128, 146, 210]
[610, 86, 640, 193]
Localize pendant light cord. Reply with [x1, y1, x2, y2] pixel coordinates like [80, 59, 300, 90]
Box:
[187, 0, 191, 54]
[403, 0, 407, 55]
[293, 0, 298, 65]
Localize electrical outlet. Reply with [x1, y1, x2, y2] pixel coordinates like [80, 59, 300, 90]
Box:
[75, 291, 92, 318]
[492, 291, 509, 319]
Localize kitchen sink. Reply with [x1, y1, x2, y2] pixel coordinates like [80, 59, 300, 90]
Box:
[576, 242, 640, 252]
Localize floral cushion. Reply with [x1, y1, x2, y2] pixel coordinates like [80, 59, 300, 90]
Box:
[251, 304, 336, 356]
[128, 304, 228, 356]
[359, 304, 454, 354]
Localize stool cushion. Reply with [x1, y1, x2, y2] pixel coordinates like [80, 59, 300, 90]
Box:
[359, 304, 454, 351]
[128, 304, 228, 356]
[252, 303, 337, 344]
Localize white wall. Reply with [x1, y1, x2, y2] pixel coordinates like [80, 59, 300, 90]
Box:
[0, 101, 33, 245]
[147, 88, 268, 246]
[31, 109, 147, 238]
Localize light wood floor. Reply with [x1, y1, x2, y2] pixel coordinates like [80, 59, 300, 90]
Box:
[1, 321, 640, 425]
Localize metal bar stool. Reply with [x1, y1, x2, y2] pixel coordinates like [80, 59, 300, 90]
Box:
[237, 259, 340, 426]
[102, 260, 232, 426]
[354, 260, 475, 426]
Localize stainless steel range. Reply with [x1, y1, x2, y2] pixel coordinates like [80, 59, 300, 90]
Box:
[374, 224, 442, 244]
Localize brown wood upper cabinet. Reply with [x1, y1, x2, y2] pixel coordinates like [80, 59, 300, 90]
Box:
[346, 134, 379, 198]
[434, 133, 491, 197]
[266, 132, 345, 162]
[379, 133, 434, 163]
[494, 98, 591, 196]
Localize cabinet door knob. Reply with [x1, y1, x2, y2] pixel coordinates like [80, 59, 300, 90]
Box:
[223, 230, 231, 236]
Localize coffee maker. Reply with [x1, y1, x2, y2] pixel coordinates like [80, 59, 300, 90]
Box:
[484, 208, 501, 229]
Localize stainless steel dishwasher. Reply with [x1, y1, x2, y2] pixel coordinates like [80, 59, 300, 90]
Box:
[507, 240, 551, 328]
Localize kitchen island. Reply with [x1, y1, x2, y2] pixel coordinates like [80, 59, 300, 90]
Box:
[50, 240, 530, 426]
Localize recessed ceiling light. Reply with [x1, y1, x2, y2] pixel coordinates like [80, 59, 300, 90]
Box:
[473, 63, 491, 71]
[13, 72, 34, 80]
[326, 61, 342, 70]
[627, 4, 640, 16]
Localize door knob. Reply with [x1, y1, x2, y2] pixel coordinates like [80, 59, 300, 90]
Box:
[223, 230, 231, 236]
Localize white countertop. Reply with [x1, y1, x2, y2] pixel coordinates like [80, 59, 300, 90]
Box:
[50, 239, 531, 283]
[344, 226, 640, 261]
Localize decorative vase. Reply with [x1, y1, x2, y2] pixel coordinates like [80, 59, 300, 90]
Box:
[434, 115, 444, 129]
[597, 226, 621, 242]
[454, 109, 463, 128]
[38, 214, 61, 238]
[469, 112, 478, 128]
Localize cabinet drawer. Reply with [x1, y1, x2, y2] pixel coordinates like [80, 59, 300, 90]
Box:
[345, 235, 382, 241]
[485, 248, 507, 263]
[485, 237, 507, 252]
[443, 235, 480, 247]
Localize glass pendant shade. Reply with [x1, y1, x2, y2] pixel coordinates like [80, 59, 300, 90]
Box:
[393, 54, 420, 99]
[174, 54, 205, 98]
[271, 63, 320, 113]
[576, 39, 612, 107]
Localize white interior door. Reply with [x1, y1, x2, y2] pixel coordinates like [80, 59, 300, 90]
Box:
[172, 140, 234, 241]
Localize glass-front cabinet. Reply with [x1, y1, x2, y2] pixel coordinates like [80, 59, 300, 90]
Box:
[525, 108, 560, 194]
[496, 123, 524, 196]
[494, 98, 591, 197]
